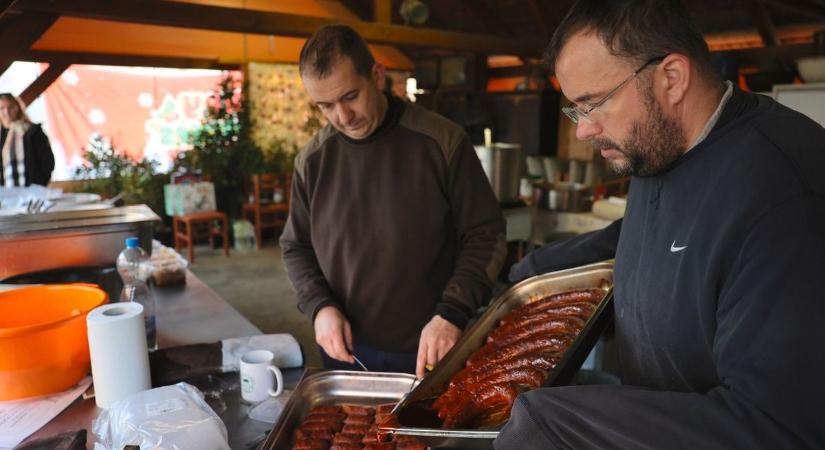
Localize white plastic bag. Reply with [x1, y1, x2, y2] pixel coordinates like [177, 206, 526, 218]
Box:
[92, 382, 229, 450]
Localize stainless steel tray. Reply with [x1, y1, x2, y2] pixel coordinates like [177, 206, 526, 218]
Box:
[384, 261, 614, 448]
[260, 370, 416, 450]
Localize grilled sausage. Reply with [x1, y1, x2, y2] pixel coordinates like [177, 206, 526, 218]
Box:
[299, 421, 344, 433]
[362, 443, 394, 450]
[472, 330, 575, 364]
[342, 404, 376, 416]
[437, 367, 545, 420]
[466, 334, 574, 368]
[332, 433, 363, 444]
[310, 405, 343, 414]
[343, 414, 373, 425]
[433, 353, 560, 410]
[292, 438, 330, 450]
[294, 429, 335, 441]
[303, 413, 347, 424]
[499, 289, 603, 325]
[341, 424, 371, 435]
[487, 316, 584, 345]
[329, 445, 362, 450]
[441, 383, 520, 429]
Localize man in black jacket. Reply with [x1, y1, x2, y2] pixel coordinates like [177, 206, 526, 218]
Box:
[496, 0, 825, 448]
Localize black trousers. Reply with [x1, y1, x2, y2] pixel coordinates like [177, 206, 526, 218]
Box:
[318, 343, 417, 374]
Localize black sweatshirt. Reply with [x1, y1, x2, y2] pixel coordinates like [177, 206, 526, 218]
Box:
[280, 95, 507, 353]
[499, 88, 825, 448]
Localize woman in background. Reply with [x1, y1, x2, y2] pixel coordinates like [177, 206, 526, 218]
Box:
[0, 93, 54, 187]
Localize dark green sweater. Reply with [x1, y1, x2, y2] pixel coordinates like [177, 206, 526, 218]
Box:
[280, 96, 507, 353]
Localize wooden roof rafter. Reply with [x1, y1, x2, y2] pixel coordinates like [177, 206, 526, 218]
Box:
[19, 61, 68, 105]
[20, 50, 241, 70]
[13, 0, 546, 57]
[0, 10, 58, 75]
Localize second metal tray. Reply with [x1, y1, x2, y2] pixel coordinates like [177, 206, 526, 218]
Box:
[384, 261, 615, 448]
[260, 370, 416, 450]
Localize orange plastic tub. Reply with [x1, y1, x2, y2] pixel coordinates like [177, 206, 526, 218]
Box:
[0, 284, 107, 400]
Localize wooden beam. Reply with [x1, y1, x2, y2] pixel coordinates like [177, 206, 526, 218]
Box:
[759, 0, 825, 20]
[373, 0, 391, 23]
[749, 1, 780, 47]
[19, 50, 239, 70]
[333, 0, 371, 21]
[526, 0, 550, 40]
[0, 11, 57, 76]
[493, 42, 818, 77]
[14, 0, 544, 56]
[733, 42, 815, 68]
[458, 0, 519, 38]
[0, 0, 16, 19]
[19, 61, 67, 105]
[489, 64, 536, 78]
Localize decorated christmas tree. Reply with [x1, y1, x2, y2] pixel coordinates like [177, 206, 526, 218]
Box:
[175, 72, 263, 218]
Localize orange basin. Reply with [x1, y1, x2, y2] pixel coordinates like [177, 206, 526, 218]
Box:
[0, 284, 107, 400]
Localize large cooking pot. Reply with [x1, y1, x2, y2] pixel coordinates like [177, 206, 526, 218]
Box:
[0, 284, 107, 400]
[474, 143, 524, 203]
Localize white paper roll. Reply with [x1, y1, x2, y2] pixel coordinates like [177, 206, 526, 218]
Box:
[87, 302, 152, 409]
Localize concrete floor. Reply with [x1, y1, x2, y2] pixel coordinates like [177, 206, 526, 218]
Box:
[186, 243, 322, 368]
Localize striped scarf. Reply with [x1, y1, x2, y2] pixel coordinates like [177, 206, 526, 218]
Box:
[1, 121, 30, 187]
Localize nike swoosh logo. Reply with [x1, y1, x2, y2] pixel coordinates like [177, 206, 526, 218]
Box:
[670, 241, 687, 252]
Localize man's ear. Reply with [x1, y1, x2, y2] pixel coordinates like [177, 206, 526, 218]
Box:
[658, 53, 691, 106]
[372, 62, 386, 90]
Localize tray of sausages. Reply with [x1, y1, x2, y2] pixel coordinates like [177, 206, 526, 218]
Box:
[260, 370, 429, 450]
[381, 261, 614, 449]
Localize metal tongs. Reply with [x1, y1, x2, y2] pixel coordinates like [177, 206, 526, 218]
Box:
[25, 198, 52, 214]
[351, 354, 369, 372]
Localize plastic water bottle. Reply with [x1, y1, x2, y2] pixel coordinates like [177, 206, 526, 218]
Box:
[116, 237, 157, 350]
[233, 220, 256, 253]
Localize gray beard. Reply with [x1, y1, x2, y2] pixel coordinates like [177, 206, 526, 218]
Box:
[592, 84, 687, 177]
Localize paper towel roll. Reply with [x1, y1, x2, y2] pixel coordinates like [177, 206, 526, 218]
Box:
[87, 302, 152, 409]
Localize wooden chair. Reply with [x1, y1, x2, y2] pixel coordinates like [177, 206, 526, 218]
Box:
[169, 174, 229, 263]
[173, 210, 229, 263]
[242, 173, 291, 249]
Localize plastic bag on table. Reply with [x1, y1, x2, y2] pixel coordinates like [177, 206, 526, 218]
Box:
[92, 382, 229, 450]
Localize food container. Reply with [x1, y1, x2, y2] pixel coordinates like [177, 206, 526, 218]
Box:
[384, 262, 614, 448]
[260, 370, 417, 450]
[0, 284, 108, 400]
[474, 143, 524, 203]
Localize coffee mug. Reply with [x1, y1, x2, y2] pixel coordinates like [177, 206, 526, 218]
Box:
[240, 349, 284, 402]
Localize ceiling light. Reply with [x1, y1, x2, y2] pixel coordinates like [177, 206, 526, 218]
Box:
[400, 0, 429, 25]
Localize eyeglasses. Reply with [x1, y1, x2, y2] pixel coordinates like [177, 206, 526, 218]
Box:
[561, 55, 667, 124]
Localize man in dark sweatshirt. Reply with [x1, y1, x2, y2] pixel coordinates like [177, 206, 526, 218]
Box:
[280, 25, 506, 378]
[497, 0, 825, 448]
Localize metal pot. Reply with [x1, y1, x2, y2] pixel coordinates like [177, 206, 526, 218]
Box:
[474, 143, 523, 203]
[547, 182, 591, 212]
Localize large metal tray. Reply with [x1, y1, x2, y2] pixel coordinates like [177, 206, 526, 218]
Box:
[260, 370, 416, 450]
[384, 261, 614, 448]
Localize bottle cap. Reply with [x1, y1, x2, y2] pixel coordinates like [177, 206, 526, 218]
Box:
[125, 237, 139, 248]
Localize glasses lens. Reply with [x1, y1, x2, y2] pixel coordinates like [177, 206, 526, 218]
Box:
[562, 106, 579, 124]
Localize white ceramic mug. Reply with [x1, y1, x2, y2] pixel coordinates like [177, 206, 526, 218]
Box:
[240, 349, 284, 402]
